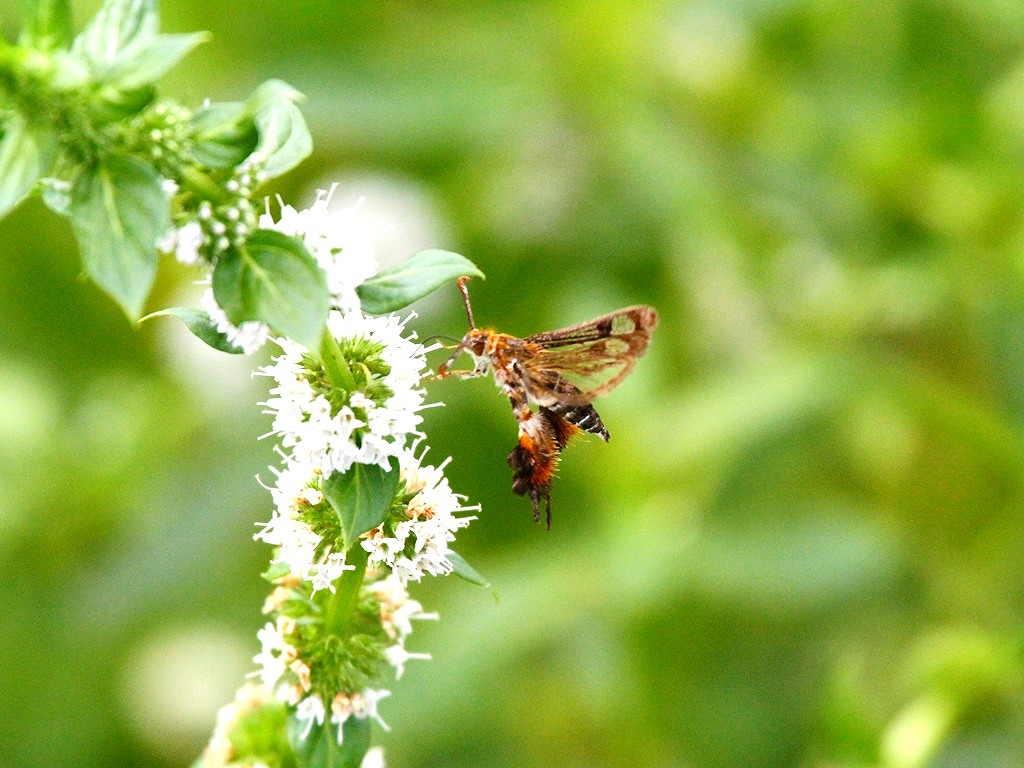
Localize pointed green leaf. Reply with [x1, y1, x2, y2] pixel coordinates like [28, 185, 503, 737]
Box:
[252, 97, 312, 178]
[141, 307, 245, 354]
[69, 154, 168, 318]
[243, 79, 305, 118]
[19, 0, 73, 51]
[72, 0, 156, 73]
[40, 177, 71, 216]
[191, 102, 258, 169]
[0, 115, 57, 219]
[190, 81, 309, 174]
[212, 229, 329, 349]
[323, 460, 401, 551]
[357, 249, 484, 314]
[448, 551, 497, 598]
[243, 80, 311, 178]
[104, 31, 209, 89]
[290, 714, 370, 768]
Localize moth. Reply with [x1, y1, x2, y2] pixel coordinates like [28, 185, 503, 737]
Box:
[438, 278, 658, 528]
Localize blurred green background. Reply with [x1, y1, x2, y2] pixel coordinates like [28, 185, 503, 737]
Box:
[3, 0, 1024, 766]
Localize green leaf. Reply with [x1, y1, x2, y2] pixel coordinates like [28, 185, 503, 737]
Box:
[0, 115, 57, 219]
[90, 83, 156, 122]
[104, 31, 209, 89]
[243, 80, 311, 178]
[191, 102, 258, 169]
[323, 460, 401, 552]
[190, 81, 310, 174]
[357, 249, 485, 314]
[72, 0, 157, 72]
[212, 229, 329, 349]
[140, 307, 245, 354]
[40, 177, 71, 216]
[252, 97, 312, 179]
[19, 0, 73, 51]
[69, 154, 168, 318]
[290, 715, 371, 768]
[245, 78, 305, 113]
[448, 551, 497, 596]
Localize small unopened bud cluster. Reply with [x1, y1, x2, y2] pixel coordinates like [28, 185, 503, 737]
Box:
[194, 187, 259, 258]
[125, 100, 194, 179]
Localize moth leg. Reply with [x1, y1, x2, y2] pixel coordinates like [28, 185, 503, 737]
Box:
[436, 367, 487, 379]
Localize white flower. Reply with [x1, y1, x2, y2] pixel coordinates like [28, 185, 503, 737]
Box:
[384, 644, 431, 680]
[329, 689, 392, 744]
[251, 620, 297, 691]
[361, 449, 477, 583]
[159, 220, 205, 265]
[366, 573, 439, 642]
[295, 694, 326, 739]
[255, 461, 355, 592]
[258, 311, 434, 476]
[361, 747, 386, 768]
[260, 186, 380, 313]
[200, 287, 270, 355]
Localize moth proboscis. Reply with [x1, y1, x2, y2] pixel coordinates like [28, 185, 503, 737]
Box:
[437, 277, 658, 528]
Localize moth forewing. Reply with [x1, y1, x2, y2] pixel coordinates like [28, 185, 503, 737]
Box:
[524, 305, 657, 347]
[528, 307, 658, 402]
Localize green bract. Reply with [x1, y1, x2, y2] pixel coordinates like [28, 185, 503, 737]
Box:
[69, 153, 168, 318]
[357, 248, 486, 314]
[323, 461, 403, 553]
[212, 229, 330, 350]
[140, 306, 245, 354]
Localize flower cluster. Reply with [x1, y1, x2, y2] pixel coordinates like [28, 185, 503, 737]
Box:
[259, 311, 431, 475]
[200, 189, 479, 766]
[362, 448, 477, 583]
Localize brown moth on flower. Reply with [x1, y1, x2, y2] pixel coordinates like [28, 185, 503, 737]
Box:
[438, 278, 658, 528]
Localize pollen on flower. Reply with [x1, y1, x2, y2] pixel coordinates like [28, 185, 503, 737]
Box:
[329, 689, 392, 744]
[360, 449, 477, 583]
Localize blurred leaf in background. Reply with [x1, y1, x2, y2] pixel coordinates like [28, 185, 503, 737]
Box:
[3, 0, 1024, 767]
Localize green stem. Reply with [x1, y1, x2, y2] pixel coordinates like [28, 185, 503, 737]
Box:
[320, 328, 358, 391]
[323, 544, 368, 637]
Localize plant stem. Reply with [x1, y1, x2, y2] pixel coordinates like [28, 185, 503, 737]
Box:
[323, 544, 368, 637]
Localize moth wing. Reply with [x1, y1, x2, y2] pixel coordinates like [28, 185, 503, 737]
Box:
[523, 305, 657, 405]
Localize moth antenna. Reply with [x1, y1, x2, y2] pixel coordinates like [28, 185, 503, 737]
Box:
[458, 277, 476, 329]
